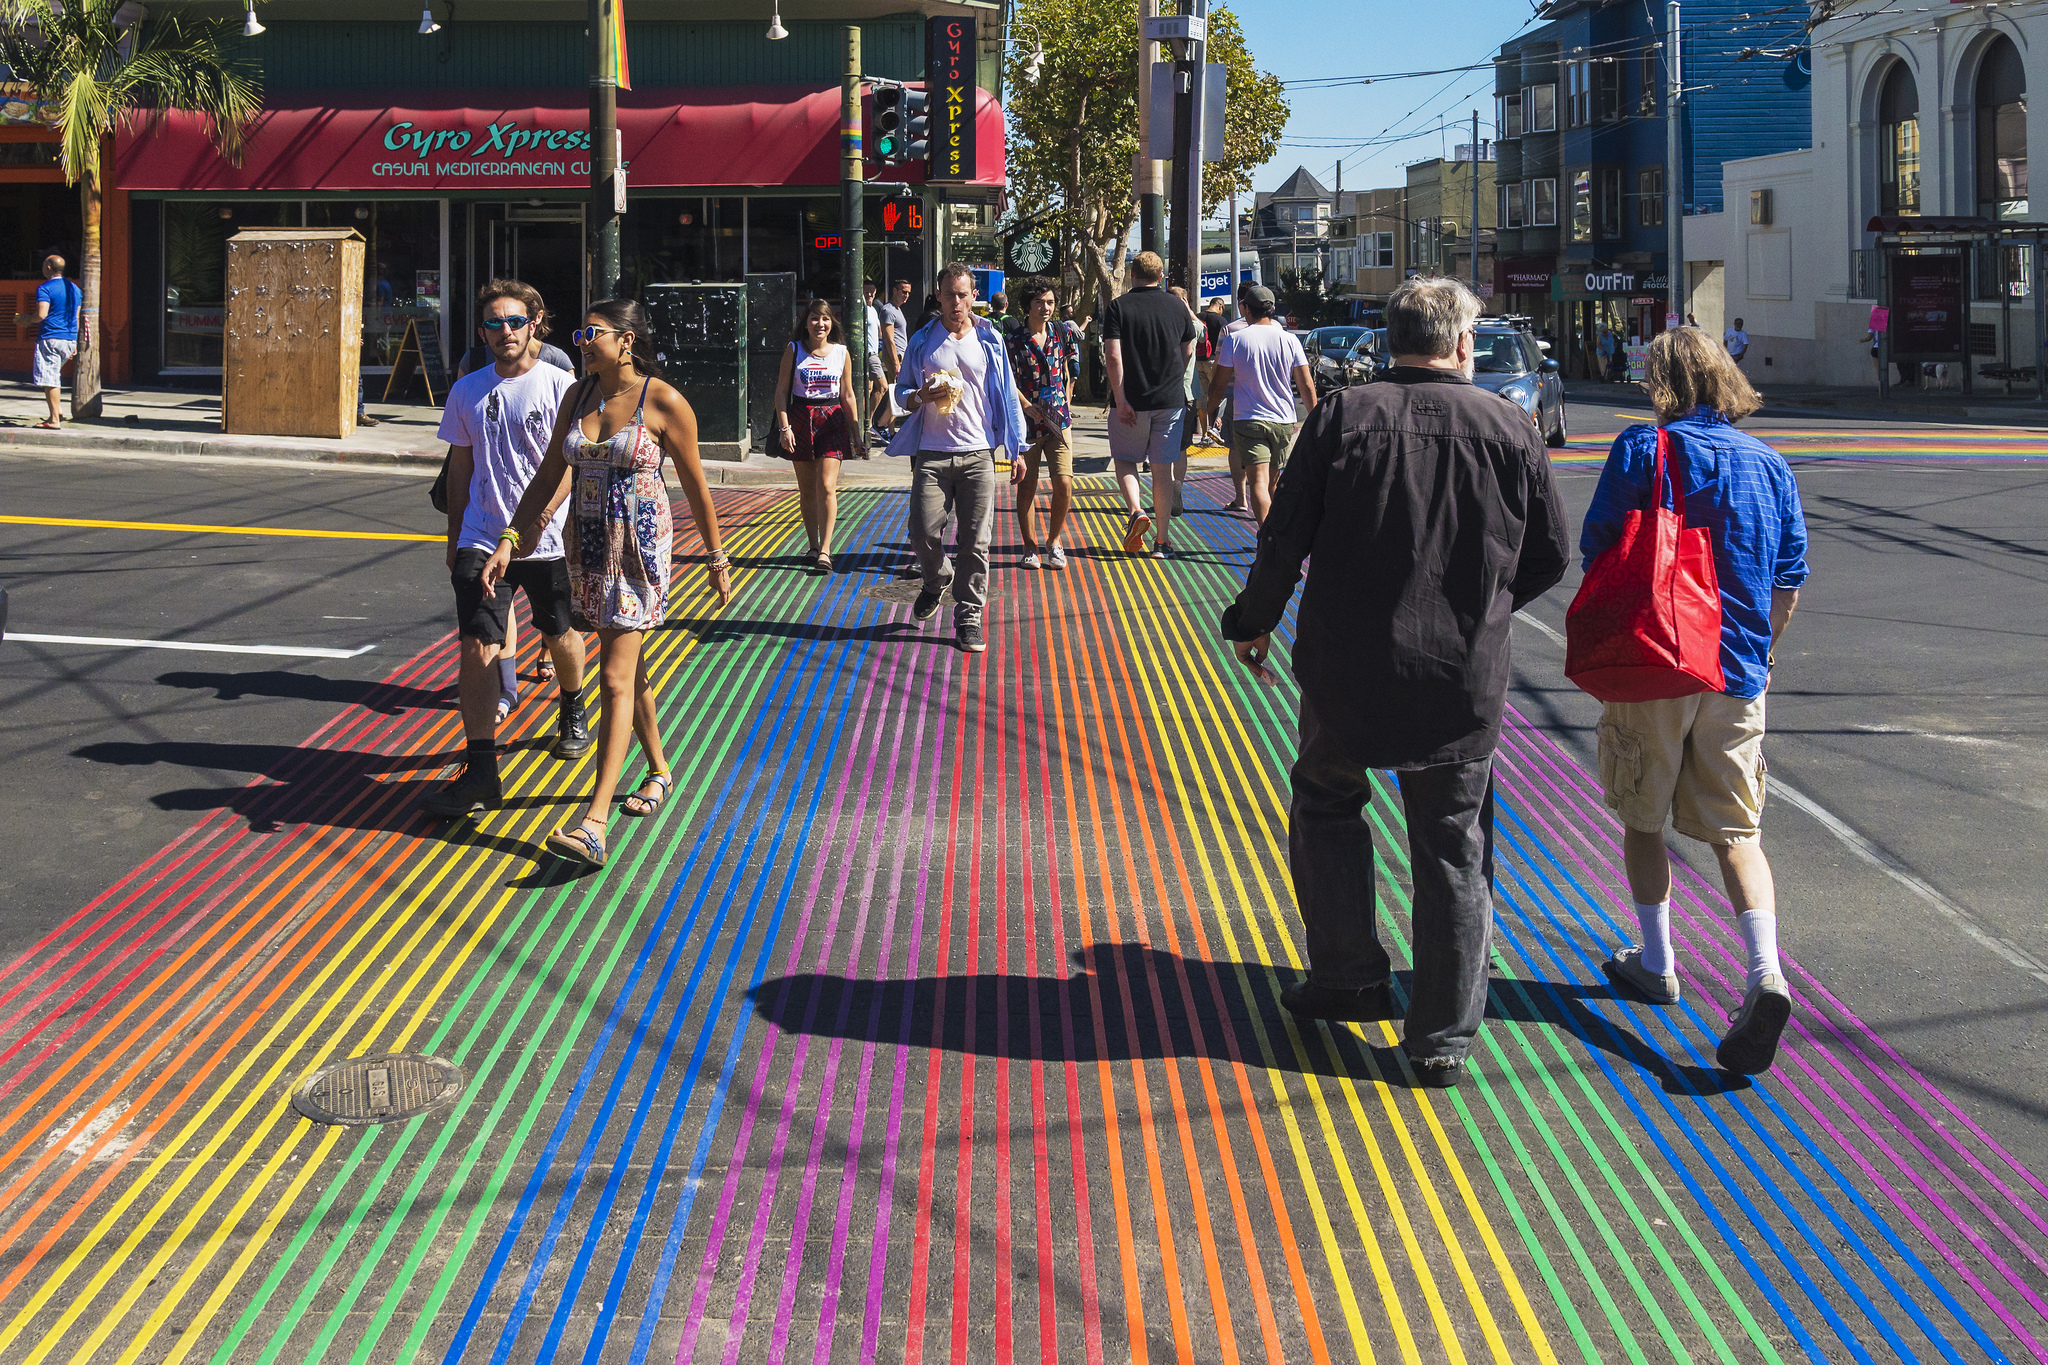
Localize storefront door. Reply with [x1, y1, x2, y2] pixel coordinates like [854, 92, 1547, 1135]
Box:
[492, 214, 585, 340]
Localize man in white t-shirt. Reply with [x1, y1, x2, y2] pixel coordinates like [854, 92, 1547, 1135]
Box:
[424, 281, 588, 819]
[1203, 284, 1317, 526]
[1725, 318, 1750, 366]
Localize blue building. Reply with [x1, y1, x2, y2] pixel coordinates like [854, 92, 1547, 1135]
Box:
[1490, 0, 1808, 377]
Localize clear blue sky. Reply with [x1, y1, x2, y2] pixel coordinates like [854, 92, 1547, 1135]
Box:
[1223, 0, 1543, 198]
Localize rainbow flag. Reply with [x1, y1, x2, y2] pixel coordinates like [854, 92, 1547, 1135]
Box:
[606, 0, 631, 89]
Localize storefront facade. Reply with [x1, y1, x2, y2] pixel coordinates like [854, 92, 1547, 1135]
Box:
[109, 13, 1006, 385]
[2, 110, 132, 382]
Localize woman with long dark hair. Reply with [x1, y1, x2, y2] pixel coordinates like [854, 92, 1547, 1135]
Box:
[769, 298, 855, 571]
[482, 297, 733, 867]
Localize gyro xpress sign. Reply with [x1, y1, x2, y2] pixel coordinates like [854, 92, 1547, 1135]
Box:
[368, 118, 602, 180]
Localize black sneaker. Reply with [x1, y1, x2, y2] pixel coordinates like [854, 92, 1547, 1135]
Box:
[1405, 1056, 1465, 1089]
[422, 765, 501, 818]
[554, 707, 593, 760]
[1279, 980, 1394, 1023]
[957, 621, 987, 653]
[912, 588, 944, 621]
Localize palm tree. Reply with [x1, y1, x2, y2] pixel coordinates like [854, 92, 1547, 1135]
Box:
[0, 0, 259, 418]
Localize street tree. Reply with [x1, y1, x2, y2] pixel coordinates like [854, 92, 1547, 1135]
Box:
[1005, 0, 1284, 316]
[0, 0, 260, 419]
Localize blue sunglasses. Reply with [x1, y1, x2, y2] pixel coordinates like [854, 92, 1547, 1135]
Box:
[481, 315, 531, 331]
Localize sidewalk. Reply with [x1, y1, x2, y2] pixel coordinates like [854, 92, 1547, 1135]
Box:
[1566, 377, 2048, 427]
[0, 383, 1219, 482]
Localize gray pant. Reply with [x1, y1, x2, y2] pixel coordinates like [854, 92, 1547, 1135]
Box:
[909, 447, 995, 624]
[1288, 699, 1497, 1065]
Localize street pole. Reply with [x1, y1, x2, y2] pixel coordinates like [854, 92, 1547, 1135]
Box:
[1168, 0, 1208, 295]
[591, 0, 621, 301]
[1227, 189, 1241, 319]
[842, 26, 867, 429]
[1666, 0, 1686, 327]
[1135, 0, 1164, 255]
[1469, 109, 1481, 294]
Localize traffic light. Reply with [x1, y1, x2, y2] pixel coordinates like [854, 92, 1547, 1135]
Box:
[872, 84, 931, 166]
[880, 191, 924, 241]
[873, 85, 905, 162]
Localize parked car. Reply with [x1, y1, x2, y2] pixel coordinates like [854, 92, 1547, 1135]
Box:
[1303, 325, 1373, 389]
[1470, 321, 1567, 447]
[1332, 329, 1387, 388]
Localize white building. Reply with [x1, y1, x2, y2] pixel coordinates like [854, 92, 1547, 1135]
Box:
[1685, 4, 2044, 386]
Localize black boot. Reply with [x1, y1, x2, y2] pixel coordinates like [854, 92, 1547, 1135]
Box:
[1279, 979, 1395, 1023]
[424, 744, 502, 818]
[554, 687, 592, 759]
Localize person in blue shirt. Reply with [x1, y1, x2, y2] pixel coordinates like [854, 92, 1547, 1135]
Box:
[31, 254, 83, 430]
[1580, 325, 1809, 1077]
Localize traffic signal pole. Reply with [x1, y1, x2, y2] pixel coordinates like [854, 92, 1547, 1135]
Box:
[843, 25, 867, 423]
[1666, 0, 1686, 325]
[591, 0, 621, 301]
[1167, 0, 1207, 296]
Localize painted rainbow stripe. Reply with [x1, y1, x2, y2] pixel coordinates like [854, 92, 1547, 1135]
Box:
[0, 452, 2044, 1362]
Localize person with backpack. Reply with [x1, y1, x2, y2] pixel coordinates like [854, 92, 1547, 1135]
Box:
[29, 254, 82, 430]
[1582, 325, 1809, 1076]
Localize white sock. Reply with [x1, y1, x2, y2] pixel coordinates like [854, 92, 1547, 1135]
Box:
[1738, 910, 1781, 990]
[1634, 900, 1673, 974]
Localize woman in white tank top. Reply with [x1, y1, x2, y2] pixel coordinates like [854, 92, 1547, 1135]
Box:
[771, 299, 856, 573]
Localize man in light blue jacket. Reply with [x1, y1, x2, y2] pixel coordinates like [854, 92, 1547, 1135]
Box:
[888, 261, 1029, 654]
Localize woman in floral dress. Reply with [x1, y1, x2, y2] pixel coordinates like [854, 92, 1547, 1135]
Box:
[484, 297, 732, 866]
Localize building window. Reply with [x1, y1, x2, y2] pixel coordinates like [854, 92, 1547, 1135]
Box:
[1638, 166, 1665, 226]
[1329, 247, 1354, 283]
[1879, 63, 1920, 216]
[1976, 37, 2028, 220]
[1596, 61, 1622, 122]
[1567, 61, 1590, 127]
[1526, 83, 1556, 132]
[1498, 93, 1523, 139]
[1367, 231, 1395, 267]
[1641, 46, 1658, 116]
[1499, 182, 1525, 229]
[1530, 177, 1557, 227]
[1571, 169, 1592, 242]
[1599, 167, 1622, 237]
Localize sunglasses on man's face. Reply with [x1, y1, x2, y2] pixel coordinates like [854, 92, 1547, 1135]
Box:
[570, 325, 623, 345]
[481, 315, 531, 332]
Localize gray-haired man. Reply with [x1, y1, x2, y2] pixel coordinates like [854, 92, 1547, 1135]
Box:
[1222, 276, 1569, 1088]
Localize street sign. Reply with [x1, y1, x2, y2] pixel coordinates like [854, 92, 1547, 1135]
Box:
[1142, 14, 1205, 41]
[1199, 267, 1255, 299]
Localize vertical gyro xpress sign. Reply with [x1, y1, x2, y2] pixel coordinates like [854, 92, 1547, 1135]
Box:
[925, 17, 976, 182]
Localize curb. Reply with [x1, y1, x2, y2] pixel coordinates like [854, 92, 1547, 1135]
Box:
[0, 426, 447, 467]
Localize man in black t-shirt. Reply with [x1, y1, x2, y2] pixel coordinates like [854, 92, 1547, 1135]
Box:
[1101, 251, 1199, 558]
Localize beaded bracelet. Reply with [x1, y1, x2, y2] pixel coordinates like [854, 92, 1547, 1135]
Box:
[707, 552, 731, 569]
[498, 526, 521, 546]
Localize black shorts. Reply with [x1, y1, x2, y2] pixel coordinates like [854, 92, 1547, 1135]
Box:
[451, 548, 575, 644]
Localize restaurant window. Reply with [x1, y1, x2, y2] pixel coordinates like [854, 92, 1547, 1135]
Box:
[1570, 169, 1592, 242]
[1499, 182, 1525, 228]
[307, 201, 442, 376]
[1599, 167, 1623, 238]
[1497, 93, 1523, 139]
[1638, 166, 1665, 227]
[1975, 36, 2027, 220]
[1530, 177, 1557, 227]
[1526, 83, 1556, 132]
[746, 196, 806, 282]
[1879, 62, 1920, 217]
[620, 196, 745, 293]
[161, 201, 297, 371]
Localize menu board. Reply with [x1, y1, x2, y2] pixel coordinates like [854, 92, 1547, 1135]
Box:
[1891, 256, 1965, 357]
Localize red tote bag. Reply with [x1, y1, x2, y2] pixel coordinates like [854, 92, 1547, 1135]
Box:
[1564, 426, 1726, 703]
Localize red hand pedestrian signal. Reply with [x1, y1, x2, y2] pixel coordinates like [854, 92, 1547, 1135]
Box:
[880, 195, 923, 242]
[882, 201, 901, 235]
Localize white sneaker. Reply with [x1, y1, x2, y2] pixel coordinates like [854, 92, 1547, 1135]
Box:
[1605, 946, 1680, 1005]
[1020, 548, 1042, 570]
[1046, 542, 1068, 569]
[1717, 973, 1792, 1076]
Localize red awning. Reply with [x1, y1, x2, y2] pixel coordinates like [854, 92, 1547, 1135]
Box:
[113, 86, 1004, 193]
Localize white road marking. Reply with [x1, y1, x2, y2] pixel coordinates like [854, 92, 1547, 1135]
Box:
[1850, 722, 2016, 750]
[1514, 608, 2048, 987]
[6, 632, 376, 660]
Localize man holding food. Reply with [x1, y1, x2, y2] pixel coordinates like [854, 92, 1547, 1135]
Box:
[887, 261, 1029, 655]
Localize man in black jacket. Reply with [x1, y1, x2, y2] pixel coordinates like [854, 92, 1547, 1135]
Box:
[1222, 276, 1569, 1087]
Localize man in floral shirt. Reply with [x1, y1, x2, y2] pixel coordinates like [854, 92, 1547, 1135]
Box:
[1005, 275, 1074, 569]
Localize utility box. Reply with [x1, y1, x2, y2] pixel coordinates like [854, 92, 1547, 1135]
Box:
[644, 284, 749, 461]
[222, 228, 364, 439]
[744, 273, 797, 455]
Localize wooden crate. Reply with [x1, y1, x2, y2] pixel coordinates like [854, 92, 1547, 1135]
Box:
[222, 228, 364, 439]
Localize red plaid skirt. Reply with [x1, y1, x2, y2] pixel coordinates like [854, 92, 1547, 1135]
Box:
[787, 397, 853, 461]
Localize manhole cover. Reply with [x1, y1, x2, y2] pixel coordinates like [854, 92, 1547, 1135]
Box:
[292, 1053, 465, 1126]
[859, 579, 1000, 604]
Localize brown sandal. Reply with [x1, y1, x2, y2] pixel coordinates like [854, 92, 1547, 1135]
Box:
[545, 817, 607, 866]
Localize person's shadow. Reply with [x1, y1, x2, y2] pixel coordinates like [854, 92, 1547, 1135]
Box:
[750, 941, 1745, 1096]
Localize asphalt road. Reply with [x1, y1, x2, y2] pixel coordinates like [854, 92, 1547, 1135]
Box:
[4, 397, 2045, 1178]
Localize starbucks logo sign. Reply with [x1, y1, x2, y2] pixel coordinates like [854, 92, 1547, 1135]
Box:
[1011, 234, 1054, 272]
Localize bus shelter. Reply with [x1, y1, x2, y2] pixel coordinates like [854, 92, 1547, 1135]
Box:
[1866, 215, 2048, 401]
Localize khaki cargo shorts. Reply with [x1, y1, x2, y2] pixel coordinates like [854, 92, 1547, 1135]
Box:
[1597, 691, 1769, 845]
[1019, 426, 1074, 478]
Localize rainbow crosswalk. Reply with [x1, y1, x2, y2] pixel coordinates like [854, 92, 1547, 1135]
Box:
[2, 460, 2045, 1362]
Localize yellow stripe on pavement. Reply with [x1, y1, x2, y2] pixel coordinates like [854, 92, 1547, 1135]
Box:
[0, 515, 441, 543]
